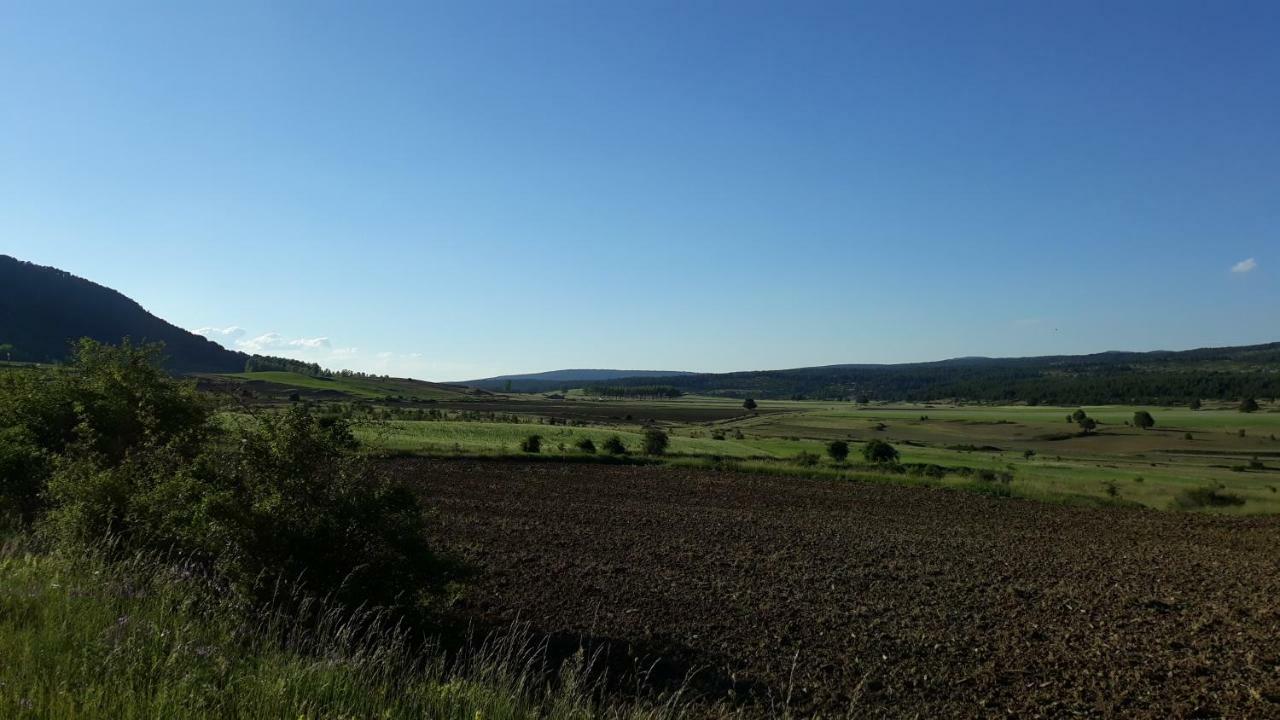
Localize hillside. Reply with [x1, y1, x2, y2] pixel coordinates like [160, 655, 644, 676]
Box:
[462, 368, 692, 392]
[205, 370, 477, 401]
[538, 344, 1280, 404]
[0, 255, 247, 372]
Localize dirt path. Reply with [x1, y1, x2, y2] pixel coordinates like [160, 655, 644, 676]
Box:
[390, 458, 1280, 718]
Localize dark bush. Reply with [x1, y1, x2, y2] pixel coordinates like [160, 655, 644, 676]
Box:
[602, 435, 627, 455]
[1173, 486, 1246, 509]
[520, 434, 542, 453]
[1239, 397, 1259, 413]
[862, 439, 899, 464]
[794, 451, 820, 467]
[575, 437, 596, 454]
[642, 429, 669, 456]
[826, 440, 849, 462]
[45, 404, 437, 609]
[0, 426, 47, 523]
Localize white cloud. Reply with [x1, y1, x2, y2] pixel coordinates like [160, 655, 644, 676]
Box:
[194, 325, 246, 340]
[235, 333, 332, 353]
[1231, 257, 1257, 273]
[194, 324, 486, 380]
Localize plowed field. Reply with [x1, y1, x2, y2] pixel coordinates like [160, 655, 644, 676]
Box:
[391, 458, 1280, 718]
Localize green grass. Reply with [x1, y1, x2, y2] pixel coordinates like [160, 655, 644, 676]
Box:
[356, 420, 769, 458]
[0, 536, 691, 720]
[333, 398, 1280, 513]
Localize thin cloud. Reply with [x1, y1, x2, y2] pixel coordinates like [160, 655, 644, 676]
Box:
[195, 325, 246, 340]
[234, 333, 333, 353]
[1231, 257, 1257, 273]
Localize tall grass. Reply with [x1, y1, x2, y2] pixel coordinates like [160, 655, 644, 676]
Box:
[0, 535, 694, 720]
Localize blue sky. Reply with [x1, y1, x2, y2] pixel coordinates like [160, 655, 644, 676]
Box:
[2, 1, 1276, 380]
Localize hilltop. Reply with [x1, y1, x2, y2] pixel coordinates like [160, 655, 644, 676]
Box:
[0, 255, 246, 373]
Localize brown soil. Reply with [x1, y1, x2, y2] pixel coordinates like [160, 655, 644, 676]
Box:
[391, 458, 1280, 719]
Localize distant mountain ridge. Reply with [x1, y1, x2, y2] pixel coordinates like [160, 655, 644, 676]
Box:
[0, 255, 247, 372]
[603, 344, 1280, 403]
[463, 368, 692, 392]
[471, 343, 1280, 404]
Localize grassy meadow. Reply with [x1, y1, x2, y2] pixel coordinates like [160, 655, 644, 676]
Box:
[331, 395, 1280, 513]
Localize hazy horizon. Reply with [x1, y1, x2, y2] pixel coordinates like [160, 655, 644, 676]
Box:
[4, 2, 1276, 379]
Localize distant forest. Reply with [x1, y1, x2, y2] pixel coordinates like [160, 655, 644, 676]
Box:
[584, 385, 683, 399]
[595, 345, 1280, 404]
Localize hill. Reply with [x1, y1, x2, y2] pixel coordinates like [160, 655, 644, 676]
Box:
[0, 255, 247, 372]
[203, 370, 478, 402]
[539, 344, 1280, 404]
[462, 368, 692, 392]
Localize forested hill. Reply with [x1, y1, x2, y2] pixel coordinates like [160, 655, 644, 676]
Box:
[464, 368, 692, 392]
[0, 255, 247, 372]
[587, 344, 1280, 405]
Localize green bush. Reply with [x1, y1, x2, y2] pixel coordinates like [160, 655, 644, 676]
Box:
[1173, 486, 1246, 509]
[45, 405, 437, 609]
[520, 434, 542, 453]
[0, 339, 210, 464]
[862, 439, 899, 464]
[826, 440, 849, 462]
[602, 435, 627, 455]
[0, 426, 48, 524]
[794, 451, 820, 467]
[575, 437, 596, 454]
[642, 429, 669, 456]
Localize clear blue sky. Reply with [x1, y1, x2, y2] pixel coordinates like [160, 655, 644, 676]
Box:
[2, 1, 1276, 380]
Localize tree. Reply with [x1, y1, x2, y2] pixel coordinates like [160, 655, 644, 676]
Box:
[826, 440, 849, 463]
[575, 437, 596, 454]
[862, 439, 899, 464]
[742, 398, 757, 411]
[642, 429, 669, 456]
[1240, 397, 1260, 413]
[1133, 411, 1155, 430]
[520, 434, 542, 453]
[602, 435, 627, 455]
[1071, 408, 1089, 425]
[1189, 398, 1202, 411]
[1078, 416, 1097, 434]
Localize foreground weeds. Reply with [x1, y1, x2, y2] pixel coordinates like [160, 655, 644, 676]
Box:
[0, 536, 696, 720]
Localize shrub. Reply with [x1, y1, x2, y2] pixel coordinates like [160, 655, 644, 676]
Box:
[826, 440, 849, 462]
[794, 451, 820, 467]
[0, 338, 211, 465]
[0, 426, 47, 524]
[862, 439, 899, 464]
[1184, 432, 1193, 441]
[602, 436, 627, 455]
[1173, 486, 1246, 509]
[44, 404, 437, 609]
[0, 339, 210, 526]
[1239, 398, 1259, 413]
[642, 429, 669, 456]
[1132, 411, 1155, 430]
[575, 437, 597, 454]
[742, 398, 757, 411]
[520, 434, 542, 453]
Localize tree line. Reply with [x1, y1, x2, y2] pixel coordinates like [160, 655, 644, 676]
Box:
[585, 384, 683, 399]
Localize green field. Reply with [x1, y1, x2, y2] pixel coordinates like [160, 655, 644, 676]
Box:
[336, 397, 1280, 513]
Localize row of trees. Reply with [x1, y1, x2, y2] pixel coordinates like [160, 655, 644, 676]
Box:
[244, 354, 326, 376]
[585, 385, 683, 399]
